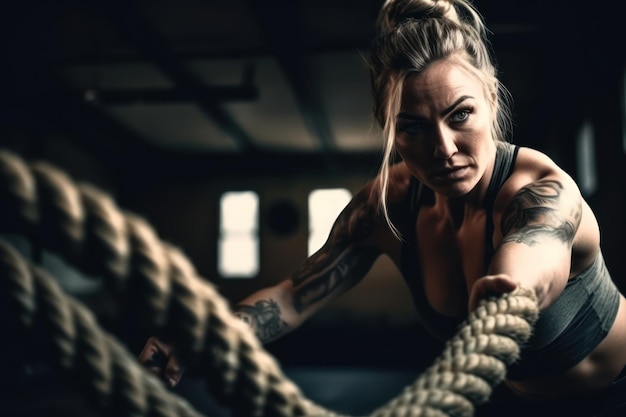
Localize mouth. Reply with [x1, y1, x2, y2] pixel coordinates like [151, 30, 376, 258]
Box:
[431, 166, 469, 180]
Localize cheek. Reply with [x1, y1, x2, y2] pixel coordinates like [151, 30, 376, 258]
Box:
[395, 142, 429, 175]
[395, 144, 424, 168]
[394, 136, 426, 159]
[394, 134, 409, 150]
[461, 125, 491, 149]
[394, 136, 410, 158]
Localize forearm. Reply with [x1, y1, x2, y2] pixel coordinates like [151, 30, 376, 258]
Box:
[487, 242, 570, 309]
[233, 187, 383, 343]
[233, 244, 381, 343]
[233, 282, 300, 344]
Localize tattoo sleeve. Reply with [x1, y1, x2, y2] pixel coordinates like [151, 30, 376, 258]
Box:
[292, 246, 381, 313]
[233, 299, 288, 342]
[290, 195, 381, 313]
[500, 179, 581, 247]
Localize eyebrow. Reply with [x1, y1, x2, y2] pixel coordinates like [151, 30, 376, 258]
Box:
[397, 95, 474, 120]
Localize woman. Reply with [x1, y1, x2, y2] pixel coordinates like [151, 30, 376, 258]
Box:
[140, 0, 626, 415]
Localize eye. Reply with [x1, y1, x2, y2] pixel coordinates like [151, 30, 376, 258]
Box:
[450, 108, 471, 123]
[398, 123, 423, 135]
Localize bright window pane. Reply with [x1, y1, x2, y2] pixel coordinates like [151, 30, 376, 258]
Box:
[221, 191, 258, 232]
[576, 120, 597, 196]
[623, 66, 626, 153]
[218, 191, 259, 278]
[308, 188, 352, 256]
[219, 235, 258, 277]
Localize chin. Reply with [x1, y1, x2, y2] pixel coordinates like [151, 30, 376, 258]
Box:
[442, 188, 471, 198]
[431, 180, 474, 198]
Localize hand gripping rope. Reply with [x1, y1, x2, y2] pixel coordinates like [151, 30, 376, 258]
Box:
[0, 149, 538, 417]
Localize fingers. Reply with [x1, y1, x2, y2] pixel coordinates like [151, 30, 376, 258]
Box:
[468, 275, 518, 313]
[485, 276, 518, 294]
[143, 348, 169, 373]
[138, 336, 170, 369]
[138, 336, 186, 387]
[164, 356, 185, 387]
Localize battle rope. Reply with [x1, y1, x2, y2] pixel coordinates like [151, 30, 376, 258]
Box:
[0, 149, 539, 417]
[0, 241, 205, 417]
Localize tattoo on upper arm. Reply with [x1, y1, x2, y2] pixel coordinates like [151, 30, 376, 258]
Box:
[291, 203, 378, 285]
[500, 179, 581, 247]
[292, 246, 380, 313]
[290, 199, 380, 312]
[233, 299, 287, 342]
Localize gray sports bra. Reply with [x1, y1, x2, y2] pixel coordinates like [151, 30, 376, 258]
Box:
[396, 142, 620, 379]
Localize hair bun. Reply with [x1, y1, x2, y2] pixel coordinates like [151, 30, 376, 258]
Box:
[378, 0, 460, 34]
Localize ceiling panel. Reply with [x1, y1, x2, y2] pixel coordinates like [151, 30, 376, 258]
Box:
[104, 103, 239, 151]
[59, 63, 173, 90]
[221, 57, 320, 151]
[311, 51, 381, 152]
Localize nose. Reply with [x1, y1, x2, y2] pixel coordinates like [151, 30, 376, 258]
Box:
[432, 126, 458, 159]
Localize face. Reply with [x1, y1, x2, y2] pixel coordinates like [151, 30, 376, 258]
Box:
[394, 57, 497, 198]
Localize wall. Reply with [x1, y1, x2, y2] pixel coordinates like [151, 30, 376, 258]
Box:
[123, 167, 419, 327]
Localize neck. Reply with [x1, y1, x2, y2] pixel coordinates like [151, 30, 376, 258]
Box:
[436, 142, 499, 227]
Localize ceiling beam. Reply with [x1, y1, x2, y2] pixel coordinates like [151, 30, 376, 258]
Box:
[126, 149, 382, 183]
[96, 0, 257, 151]
[89, 84, 259, 106]
[247, 0, 336, 153]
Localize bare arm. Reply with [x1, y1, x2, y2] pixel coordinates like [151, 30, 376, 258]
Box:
[139, 182, 389, 383]
[234, 186, 384, 343]
[469, 174, 583, 312]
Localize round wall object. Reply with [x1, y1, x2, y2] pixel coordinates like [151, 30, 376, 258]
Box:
[266, 200, 300, 237]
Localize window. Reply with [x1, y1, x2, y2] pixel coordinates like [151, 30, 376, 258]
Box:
[623, 66, 626, 153]
[576, 120, 597, 196]
[308, 188, 352, 256]
[218, 191, 259, 278]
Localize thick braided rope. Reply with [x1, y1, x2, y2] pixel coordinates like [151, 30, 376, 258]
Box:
[0, 149, 539, 417]
[0, 149, 332, 417]
[0, 240, 205, 417]
[0, 237, 538, 417]
[368, 287, 538, 417]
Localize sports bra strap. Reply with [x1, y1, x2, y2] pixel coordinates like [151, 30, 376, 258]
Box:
[483, 142, 520, 269]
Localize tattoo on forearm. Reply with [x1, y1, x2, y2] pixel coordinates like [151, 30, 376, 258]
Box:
[293, 246, 380, 313]
[287, 194, 381, 313]
[500, 179, 580, 247]
[291, 203, 378, 286]
[233, 299, 287, 342]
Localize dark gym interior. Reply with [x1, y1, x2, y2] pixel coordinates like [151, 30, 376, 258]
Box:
[1, 0, 624, 415]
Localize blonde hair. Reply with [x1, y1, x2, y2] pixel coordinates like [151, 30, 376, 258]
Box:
[368, 0, 513, 237]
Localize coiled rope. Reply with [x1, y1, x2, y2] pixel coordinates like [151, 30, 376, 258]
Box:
[0, 149, 539, 417]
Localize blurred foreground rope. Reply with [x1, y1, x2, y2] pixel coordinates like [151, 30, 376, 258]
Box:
[0, 149, 539, 417]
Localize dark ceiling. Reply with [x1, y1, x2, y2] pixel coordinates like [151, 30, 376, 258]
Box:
[0, 0, 623, 182]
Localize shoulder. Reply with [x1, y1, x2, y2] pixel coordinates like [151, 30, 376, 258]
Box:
[335, 162, 413, 247]
[349, 161, 414, 210]
[491, 146, 585, 233]
[372, 161, 414, 205]
[345, 162, 414, 225]
[499, 146, 580, 201]
[514, 146, 564, 179]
